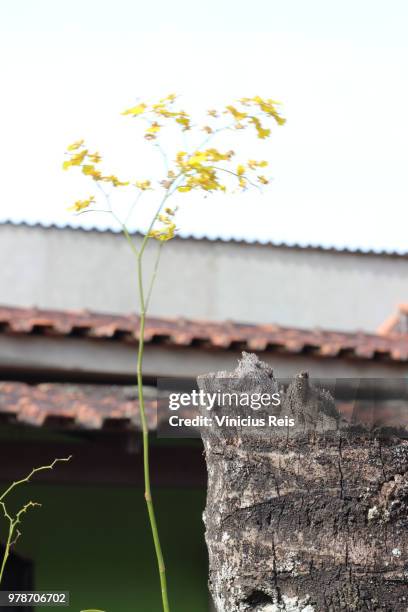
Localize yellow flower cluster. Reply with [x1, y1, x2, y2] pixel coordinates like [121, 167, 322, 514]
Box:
[148, 209, 176, 242]
[64, 95, 286, 230]
[174, 148, 237, 193]
[63, 139, 153, 211]
[171, 148, 270, 192]
[218, 96, 285, 139]
[243, 95, 286, 126]
[122, 94, 191, 140]
[63, 141, 130, 188]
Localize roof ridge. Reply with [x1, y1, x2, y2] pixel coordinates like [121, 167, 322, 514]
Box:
[1, 220, 407, 259]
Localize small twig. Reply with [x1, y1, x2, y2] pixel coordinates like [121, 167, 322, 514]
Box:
[9, 529, 21, 549]
[0, 456, 72, 503]
[75, 209, 112, 216]
[0, 457, 72, 586]
[15, 501, 42, 524]
[154, 141, 170, 174]
[125, 191, 143, 225]
[0, 501, 12, 522]
[211, 165, 262, 191]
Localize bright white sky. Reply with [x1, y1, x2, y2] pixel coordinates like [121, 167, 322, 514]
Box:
[0, 0, 408, 251]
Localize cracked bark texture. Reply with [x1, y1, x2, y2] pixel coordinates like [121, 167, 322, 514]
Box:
[197, 353, 408, 612]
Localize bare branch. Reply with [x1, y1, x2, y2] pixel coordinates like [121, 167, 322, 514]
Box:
[0, 457, 72, 586]
[15, 501, 41, 524]
[0, 501, 12, 523]
[0, 456, 72, 502]
[9, 529, 21, 549]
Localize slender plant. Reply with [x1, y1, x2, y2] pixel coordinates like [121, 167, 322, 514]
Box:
[63, 94, 285, 611]
[0, 456, 71, 586]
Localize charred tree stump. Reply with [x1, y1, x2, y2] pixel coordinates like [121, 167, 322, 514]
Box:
[198, 353, 408, 612]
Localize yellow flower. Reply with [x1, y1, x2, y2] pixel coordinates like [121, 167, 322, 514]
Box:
[63, 149, 88, 170]
[205, 148, 234, 162]
[88, 152, 102, 163]
[248, 159, 268, 169]
[207, 109, 218, 117]
[237, 164, 245, 176]
[257, 175, 269, 184]
[253, 96, 286, 125]
[153, 106, 177, 118]
[121, 103, 147, 116]
[67, 196, 95, 212]
[175, 112, 191, 130]
[225, 105, 247, 121]
[67, 139, 84, 151]
[177, 164, 226, 193]
[159, 93, 177, 103]
[101, 175, 129, 187]
[240, 96, 286, 125]
[135, 180, 151, 190]
[148, 213, 177, 241]
[158, 214, 170, 223]
[250, 117, 271, 139]
[188, 151, 208, 167]
[81, 165, 102, 180]
[148, 227, 175, 241]
[146, 122, 161, 134]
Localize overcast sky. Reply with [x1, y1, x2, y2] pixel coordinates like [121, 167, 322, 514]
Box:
[0, 0, 408, 251]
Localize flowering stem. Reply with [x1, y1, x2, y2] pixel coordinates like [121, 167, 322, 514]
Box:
[122, 213, 171, 612]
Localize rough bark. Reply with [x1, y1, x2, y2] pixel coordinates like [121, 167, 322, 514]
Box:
[198, 353, 408, 612]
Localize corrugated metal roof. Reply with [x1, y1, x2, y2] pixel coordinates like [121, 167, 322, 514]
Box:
[1, 219, 408, 258]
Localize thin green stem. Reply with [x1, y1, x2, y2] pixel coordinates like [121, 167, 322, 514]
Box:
[136, 234, 170, 612]
[0, 521, 13, 585]
[145, 241, 164, 311]
[120, 190, 173, 612]
[0, 501, 40, 586]
[136, 309, 170, 612]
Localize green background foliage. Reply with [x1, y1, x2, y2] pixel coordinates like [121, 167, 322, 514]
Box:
[0, 484, 208, 612]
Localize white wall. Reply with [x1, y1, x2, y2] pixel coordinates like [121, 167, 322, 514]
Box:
[1, 223, 407, 332]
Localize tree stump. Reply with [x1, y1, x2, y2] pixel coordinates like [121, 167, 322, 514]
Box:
[198, 353, 408, 611]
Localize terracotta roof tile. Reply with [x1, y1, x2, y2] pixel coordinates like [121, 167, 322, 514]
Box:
[0, 382, 157, 431]
[1, 305, 408, 363]
[1, 382, 406, 432]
